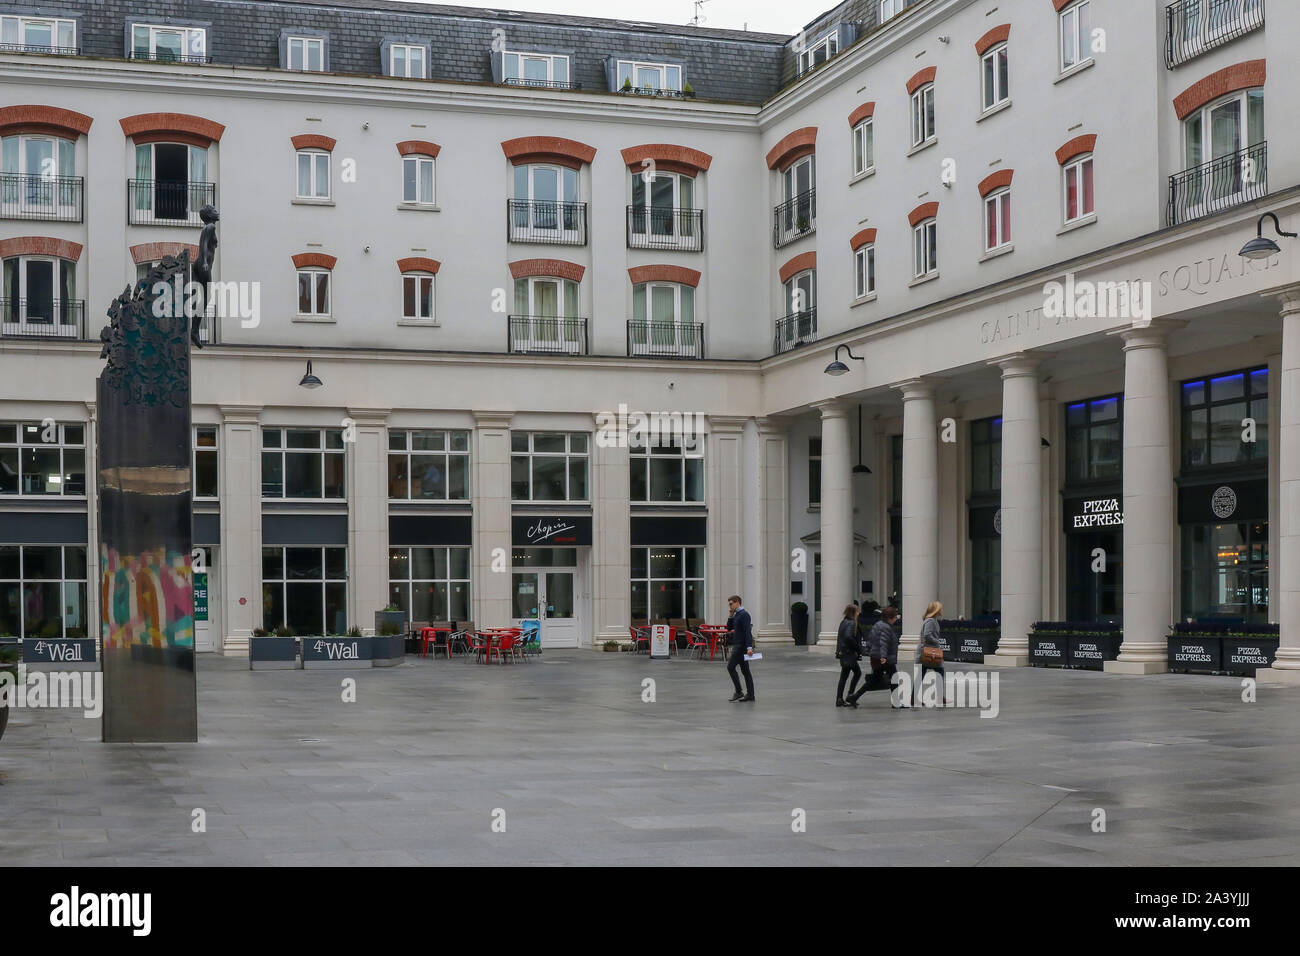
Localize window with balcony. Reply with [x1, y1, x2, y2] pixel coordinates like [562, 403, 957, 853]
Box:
[910, 82, 936, 148]
[0, 544, 88, 639]
[1063, 154, 1094, 224]
[297, 267, 331, 318]
[511, 275, 584, 355]
[615, 60, 683, 95]
[854, 244, 875, 299]
[389, 43, 426, 78]
[1059, 1, 1092, 73]
[628, 171, 700, 251]
[296, 149, 329, 200]
[851, 118, 873, 177]
[0, 255, 81, 339]
[774, 155, 815, 248]
[630, 434, 704, 503]
[503, 51, 572, 89]
[131, 23, 207, 63]
[797, 33, 838, 76]
[1170, 89, 1265, 225]
[1167, 0, 1265, 68]
[1, 134, 80, 222]
[630, 282, 701, 359]
[261, 428, 345, 499]
[388, 429, 469, 500]
[129, 142, 213, 225]
[286, 35, 324, 71]
[509, 164, 584, 244]
[0, 421, 85, 495]
[0, 15, 76, 54]
[194, 425, 218, 499]
[912, 217, 937, 280]
[984, 187, 1011, 252]
[981, 42, 1009, 111]
[262, 547, 346, 635]
[402, 155, 435, 205]
[777, 269, 816, 353]
[510, 432, 589, 501]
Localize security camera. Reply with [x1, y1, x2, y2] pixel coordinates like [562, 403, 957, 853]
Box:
[362, 122, 370, 130]
[363, 245, 371, 253]
[938, 35, 950, 44]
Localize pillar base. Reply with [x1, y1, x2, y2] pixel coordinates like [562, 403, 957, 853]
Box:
[1104, 659, 1169, 675]
[223, 634, 250, 657]
[807, 642, 837, 655]
[983, 653, 1029, 667]
[1253, 667, 1300, 686]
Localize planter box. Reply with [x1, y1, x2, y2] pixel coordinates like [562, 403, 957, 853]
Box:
[1067, 634, 1121, 670]
[371, 634, 405, 668]
[949, 631, 998, 663]
[249, 636, 299, 670]
[22, 637, 98, 671]
[1222, 637, 1278, 676]
[303, 636, 371, 670]
[1028, 634, 1068, 667]
[1167, 635, 1222, 673]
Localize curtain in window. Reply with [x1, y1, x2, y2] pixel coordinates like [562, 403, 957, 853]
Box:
[1, 137, 16, 205]
[134, 144, 151, 211]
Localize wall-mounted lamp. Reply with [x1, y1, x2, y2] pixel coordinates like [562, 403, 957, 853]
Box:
[824, 344, 865, 377]
[1240, 212, 1296, 260]
[299, 360, 323, 389]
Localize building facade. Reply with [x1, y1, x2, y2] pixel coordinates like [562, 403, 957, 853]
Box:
[2, 0, 1299, 681]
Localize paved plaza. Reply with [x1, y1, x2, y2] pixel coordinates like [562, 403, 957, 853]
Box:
[4, 649, 1300, 866]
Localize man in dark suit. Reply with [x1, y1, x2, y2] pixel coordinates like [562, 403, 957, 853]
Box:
[726, 595, 755, 702]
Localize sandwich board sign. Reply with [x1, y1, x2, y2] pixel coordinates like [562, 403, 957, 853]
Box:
[650, 624, 671, 659]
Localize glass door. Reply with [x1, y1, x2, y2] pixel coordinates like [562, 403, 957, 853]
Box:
[23, 258, 54, 328]
[542, 570, 577, 647]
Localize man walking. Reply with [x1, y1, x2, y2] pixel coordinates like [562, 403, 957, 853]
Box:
[725, 595, 756, 702]
[849, 605, 900, 707]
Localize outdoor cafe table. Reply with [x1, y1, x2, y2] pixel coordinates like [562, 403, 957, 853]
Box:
[697, 625, 729, 661]
[420, 625, 453, 658]
[475, 629, 520, 664]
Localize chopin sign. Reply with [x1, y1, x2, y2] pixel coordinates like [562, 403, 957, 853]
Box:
[511, 515, 593, 547]
[1064, 496, 1123, 532]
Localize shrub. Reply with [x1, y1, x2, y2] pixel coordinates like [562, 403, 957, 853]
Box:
[252, 627, 269, 637]
[790, 602, 808, 615]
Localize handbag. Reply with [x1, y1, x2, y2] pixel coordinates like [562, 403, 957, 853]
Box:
[920, 645, 943, 667]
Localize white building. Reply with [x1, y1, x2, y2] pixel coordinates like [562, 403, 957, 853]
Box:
[2, 0, 1299, 682]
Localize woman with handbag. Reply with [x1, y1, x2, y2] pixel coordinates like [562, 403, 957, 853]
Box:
[915, 601, 950, 707]
[835, 604, 863, 708]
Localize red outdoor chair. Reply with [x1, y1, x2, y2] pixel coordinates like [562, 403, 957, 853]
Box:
[684, 628, 710, 660]
[630, 626, 649, 654]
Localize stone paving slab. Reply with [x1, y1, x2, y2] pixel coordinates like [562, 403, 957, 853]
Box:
[2, 648, 1298, 866]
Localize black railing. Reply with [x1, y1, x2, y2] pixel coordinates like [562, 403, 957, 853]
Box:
[616, 86, 692, 99]
[773, 310, 818, 354]
[126, 180, 217, 226]
[0, 42, 79, 55]
[773, 189, 816, 248]
[1166, 0, 1264, 68]
[506, 199, 587, 245]
[626, 321, 705, 360]
[626, 206, 704, 251]
[508, 315, 587, 355]
[0, 299, 87, 339]
[502, 77, 582, 91]
[128, 50, 211, 64]
[0, 174, 83, 222]
[1167, 141, 1267, 226]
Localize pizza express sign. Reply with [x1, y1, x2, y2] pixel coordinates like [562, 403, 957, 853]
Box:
[512, 515, 593, 547]
[1063, 496, 1123, 532]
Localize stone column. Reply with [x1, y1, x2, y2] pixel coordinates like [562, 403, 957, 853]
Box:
[756, 417, 790, 643]
[1259, 288, 1300, 684]
[591, 424, 630, 647]
[987, 354, 1043, 666]
[346, 408, 390, 634]
[707, 417, 746, 623]
[895, 381, 937, 662]
[1106, 326, 1177, 674]
[218, 406, 261, 657]
[471, 411, 514, 629]
[813, 400, 852, 650]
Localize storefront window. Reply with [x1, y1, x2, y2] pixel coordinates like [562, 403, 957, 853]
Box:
[0, 544, 88, 638]
[1180, 521, 1268, 623]
[970, 538, 1000, 620]
[1181, 367, 1267, 469]
[0, 421, 86, 496]
[388, 429, 470, 500]
[510, 431, 589, 501]
[194, 425, 218, 499]
[630, 546, 704, 621]
[1065, 395, 1122, 482]
[262, 546, 347, 634]
[970, 417, 1002, 494]
[261, 428, 345, 499]
[388, 547, 470, 622]
[630, 433, 704, 503]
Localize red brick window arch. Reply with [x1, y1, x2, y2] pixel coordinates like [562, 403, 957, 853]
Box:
[907, 67, 937, 148]
[976, 25, 1010, 112]
[292, 134, 334, 202]
[0, 236, 84, 333]
[0, 107, 91, 203]
[124, 114, 223, 226]
[398, 141, 440, 206]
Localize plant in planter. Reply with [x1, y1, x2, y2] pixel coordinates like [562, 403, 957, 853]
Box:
[682, 80, 695, 97]
[602, 639, 620, 652]
[274, 625, 296, 638]
[346, 626, 363, 638]
[66, 627, 86, 639]
[620, 77, 632, 92]
[796, 216, 811, 233]
[252, 627, 269, 637]
[790, 601, 809, 646]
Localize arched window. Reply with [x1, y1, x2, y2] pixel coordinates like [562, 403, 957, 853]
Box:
[0, 133, 76, 218]
[1, 253, 78, 337]
[131, 142, 211, 224]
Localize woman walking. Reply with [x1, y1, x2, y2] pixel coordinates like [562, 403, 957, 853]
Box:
[848, 605, 900, 706]
[835, 604, 863, 708]
[915, 601, 949, 707]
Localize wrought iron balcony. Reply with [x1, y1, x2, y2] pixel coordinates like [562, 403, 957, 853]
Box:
[626, 206, 704, 252]
[1166, 0, 1264, 69]
[126, 180, 217, 226]
[127, 50, 211, 64]
[773, 189, 816, 248]
[773, 310, 818, 354]
[0, 41, 79, 55]
[508, 315, 587, 355]
[1167, 141, 1267, 227]
[0, 174, 83, 222]
[501, 77, 582, 91]
[626, 320, 705, 360]
[0, 298, 87, 340]
[506, 199, 587, 245]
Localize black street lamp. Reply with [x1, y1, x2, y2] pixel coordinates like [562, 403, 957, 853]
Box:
[1239, 212, 1297, 260]
[298, 360, 323, 389]
[824, 343, 865, 376]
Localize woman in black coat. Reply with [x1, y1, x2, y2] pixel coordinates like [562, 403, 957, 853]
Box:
[835, 604, 863, 708]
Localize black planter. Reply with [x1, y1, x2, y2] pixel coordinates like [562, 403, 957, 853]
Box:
[1167, 635, 1222, 673]
[1067, 634, 1121, 670]
[1028, 633, 1068, 667]
[371, 634, 405, 668]
[949, 631, 999, 663]
[1222, 637, 1278, 676]
[790, 611, 809, 646]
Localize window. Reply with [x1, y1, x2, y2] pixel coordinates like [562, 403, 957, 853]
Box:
[1179, 90, 1265, 219]
[390, 44, 425, 78]
[797, 33, 838, 76]
[130, 143, 210, 224]
[261, 428, 345, 499]
[981, 43, 1009, 110]
[0, 545, 87, 638]
[776, 155, 816, 246]
[854, 245, 875, 298]
[194, 425, 218, 499]
[510, 164, 582, 242]
[630, 433, 704, 502]
[809, 437, 821, 507]
[1181, 519, 1268, 623]
[970, 417, 1002, 494]
[910, 82, 936, 147]
[131, 23, 206, 62]
[287, 35, 324, 71]
[262, 547, 346, 635]
[784, 269, 815, 315]
[971, 539, 1000, 619]
[387, 429, 469, 500]
[510, 432, 588, 501]
[631, 547, 704, 621]
[1181, 367, 1267, 469]
[2, 135, 77, 212]
[0, 421, 85, 495]
[402, 155, 435, 205]
[629, 171, 697, 248]
[503, 51, 570, 87]
[1, 256, 78, 333]
[389, 547, 470, 622]
[631, 282, 697, 355]
[0, 15, 76, 53]
[1065, 395, 1122, 483]
[297, 268, 330, 316]
[296, 150, 329, 200]
[879, 0, 903, 22]
[1059, 0, 1091, 72]
[1062, 154, 1094, 223]
[912, 217, 937, 279]
[402, 273, 434, 322]
[851, 118, 873, 176]
[984, 187, 1011, 251]
[616, 60, 682, 94]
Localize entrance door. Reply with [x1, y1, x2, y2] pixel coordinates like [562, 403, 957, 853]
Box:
[154, 142, 188, 220]
[511, 567, 579, 648]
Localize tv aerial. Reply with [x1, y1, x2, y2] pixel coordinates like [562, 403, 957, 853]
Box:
[690, 0, 710, 27]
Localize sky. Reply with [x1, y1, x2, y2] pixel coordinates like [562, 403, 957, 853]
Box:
[410, 0, 829, 36]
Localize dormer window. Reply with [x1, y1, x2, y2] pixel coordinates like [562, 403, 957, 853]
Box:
[504, 51, 571, 88]
[0, 15, 76, 54]
[282, 31, 327, 71]
[131, 24, 207, 63]
[616, 60, 683, 95]
[797, 33, 837, 75]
